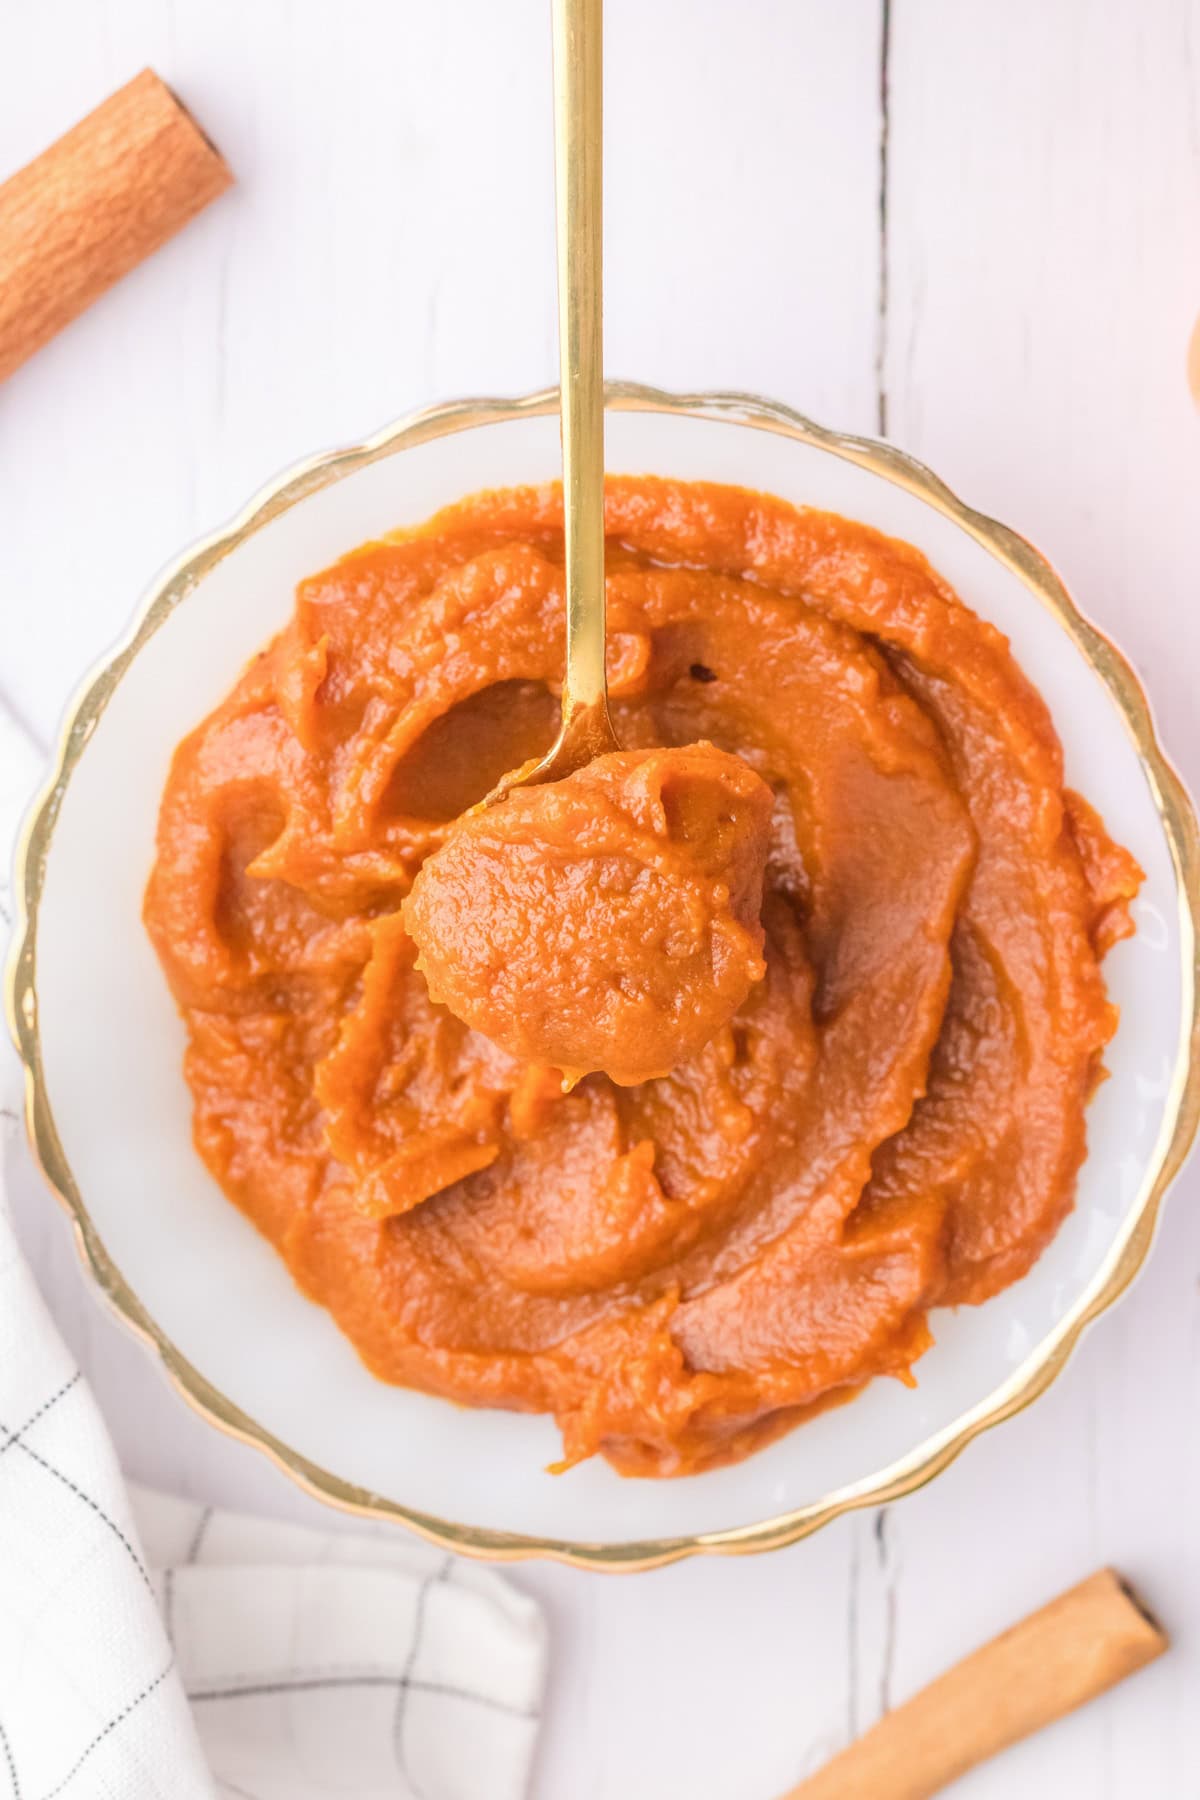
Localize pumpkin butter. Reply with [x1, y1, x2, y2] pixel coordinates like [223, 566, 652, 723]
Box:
[145, 479, 1141, 1476]
[404, 743, 774, 1086]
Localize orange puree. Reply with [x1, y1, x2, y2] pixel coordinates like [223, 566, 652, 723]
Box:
[403, 744, 773, 1086]
[144, 478, 1142, 1477]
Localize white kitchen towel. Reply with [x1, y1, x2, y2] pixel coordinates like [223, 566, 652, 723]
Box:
[0, 1102, 547, 1800]
[132, 1485, 547, 1800]
[0, 1108, 210, 1800]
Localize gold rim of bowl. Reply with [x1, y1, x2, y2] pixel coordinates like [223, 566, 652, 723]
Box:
[7, 382, 1200, 1571]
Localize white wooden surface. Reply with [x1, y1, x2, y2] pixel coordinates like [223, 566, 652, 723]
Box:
[3, 2, 1200, 1794]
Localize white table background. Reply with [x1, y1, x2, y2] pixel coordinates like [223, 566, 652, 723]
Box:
[3, 3, 1200, 1795]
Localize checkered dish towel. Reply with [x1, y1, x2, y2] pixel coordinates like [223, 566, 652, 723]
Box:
[0, 1091, 546, 1800]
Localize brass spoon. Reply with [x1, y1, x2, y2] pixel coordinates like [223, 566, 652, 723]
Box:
[490, 0, 618, 802]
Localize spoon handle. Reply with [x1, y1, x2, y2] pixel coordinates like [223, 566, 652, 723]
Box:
[552, 0, 610, 744]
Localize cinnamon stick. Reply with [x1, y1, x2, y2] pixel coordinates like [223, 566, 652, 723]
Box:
[0, 68, 231, 382]
[784, 1568, 1167, 1800]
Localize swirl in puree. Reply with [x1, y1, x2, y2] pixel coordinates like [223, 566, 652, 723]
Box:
[145, 479, 1141, 1476]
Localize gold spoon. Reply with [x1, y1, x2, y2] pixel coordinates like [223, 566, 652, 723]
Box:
[489, 0, 618, 802]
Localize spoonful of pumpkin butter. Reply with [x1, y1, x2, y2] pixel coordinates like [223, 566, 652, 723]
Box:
[402, 0, 772, 1086]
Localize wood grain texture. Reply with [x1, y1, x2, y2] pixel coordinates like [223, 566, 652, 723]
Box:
[788, 1570, 1167, 1799]
[0, 68, 230, 382]
[0, 4, 1198, 1799]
